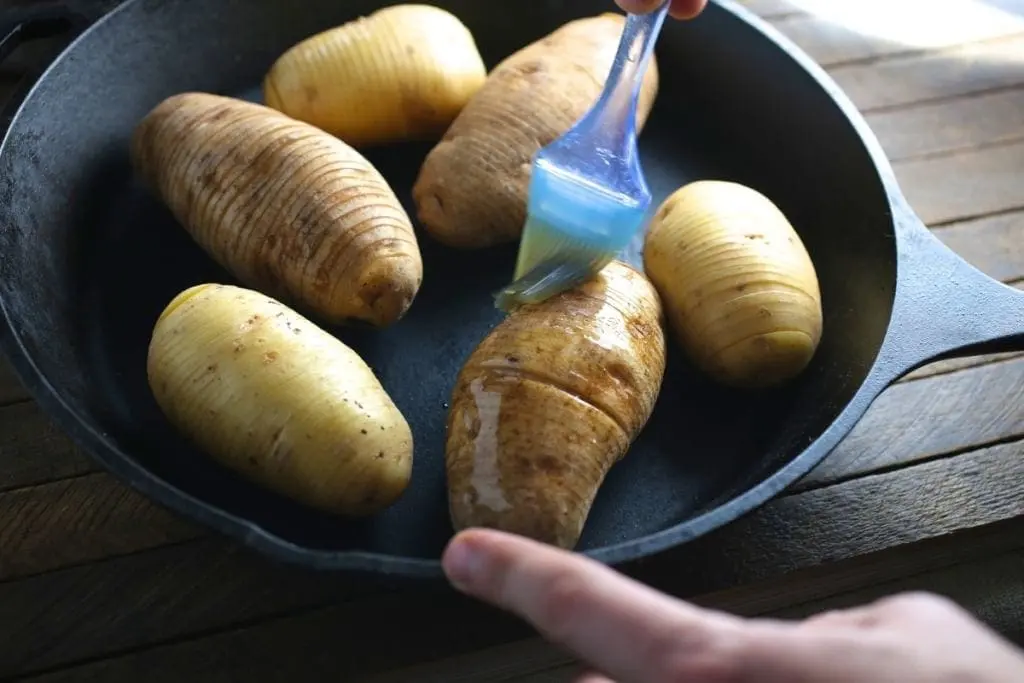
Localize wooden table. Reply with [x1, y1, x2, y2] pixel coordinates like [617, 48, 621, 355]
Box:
[1, 0, 1023, 680]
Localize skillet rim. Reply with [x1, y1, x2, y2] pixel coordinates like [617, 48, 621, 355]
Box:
[0, 0, 906, 578]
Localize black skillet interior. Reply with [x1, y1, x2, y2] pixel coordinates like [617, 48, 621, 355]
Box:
[0, 0, 899, 569]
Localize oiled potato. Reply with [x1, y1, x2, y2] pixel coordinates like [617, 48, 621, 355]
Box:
[644, 180, 823, 388]
[445, 260, 666, 549]
[263, 4, 487, 147]
[413, 13, 661, 249]
[148, 283, 414, 516]
[131, 92, 423, 328]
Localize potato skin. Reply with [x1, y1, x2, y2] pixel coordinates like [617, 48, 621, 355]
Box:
[263, 4, 488, 147]
[131, 92, 423, 328]
[445, 261, 666, 549]
[147, 283, 414, 516]
[413, 13, 661, 249]
[644, 180, 823, 388]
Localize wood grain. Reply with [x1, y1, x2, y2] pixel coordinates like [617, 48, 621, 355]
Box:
[1, 549, 525, 681]
[798, 357, 1024, 490]
[830, 34, 1024, 112]
[0, 473, 197, 581]
[771, 13, 1024, 68]
[0, 401, 92, 493]
[866, 86, 1024, 161]
[933, 210, 1024, 282]
[896, 138, 1024, 225]
[14, 439, 1024, 681]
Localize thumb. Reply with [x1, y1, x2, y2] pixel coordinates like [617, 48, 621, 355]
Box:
[442, 528, 750, 682]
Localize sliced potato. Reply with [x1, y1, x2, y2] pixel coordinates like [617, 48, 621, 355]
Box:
[147, 283, 414, 516]
[644, 180, 823, 388]
[413, 13, 660, 249]
[132, 92, 423, 328]
[263, 4, 488, 147]
[444, 261, 667, 549]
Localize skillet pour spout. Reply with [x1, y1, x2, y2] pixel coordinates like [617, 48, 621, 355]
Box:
[1, 0, 1024, 577]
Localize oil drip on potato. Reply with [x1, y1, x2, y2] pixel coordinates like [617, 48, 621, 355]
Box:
[444, 261, 667, 549]
[131, 92, 423, 328]
[147, 283, 414, 516]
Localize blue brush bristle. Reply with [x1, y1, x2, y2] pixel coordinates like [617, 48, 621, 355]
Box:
[499, 2, 670, 311]
[518, 160, 647, 267]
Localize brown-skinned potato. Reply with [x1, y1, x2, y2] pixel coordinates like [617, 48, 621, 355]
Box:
[412, 13, 661, 250]
[444, 260, 667, 549]
[131, 92, 423, 328]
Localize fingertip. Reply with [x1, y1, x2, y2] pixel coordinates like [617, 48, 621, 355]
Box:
[670, 0, 708, 19]
[441, 528, 489, 591]
[441, 528, 537, 593]
[616, 0, 663, 14]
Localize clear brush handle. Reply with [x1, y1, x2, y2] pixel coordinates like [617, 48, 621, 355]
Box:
[564, 1, 670, 160]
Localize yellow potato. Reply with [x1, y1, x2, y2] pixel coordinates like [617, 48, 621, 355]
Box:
[445, 261, 666, 549]
[644, 180, 823, 388]
[263, 4, 488, 147]
[131, 92, 422, 328]
[413, 13, 660, 249]
[147, 283, 414, 516]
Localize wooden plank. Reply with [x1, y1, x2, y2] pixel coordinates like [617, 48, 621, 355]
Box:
[678, 516, 1024, 618]
[901, 350, 1024, 382]
[642, 438, 1024, 595]
[16, 439, 1024, 681]
[0, 473, 198, 581]
[867, 86, 1024, 161]
[0, 401, 93, 493]
[0, 538, 405, 678]
[0, 540, 528, 679]
[771, 549, 1024, 638]
[895, 138, 1024, 226]
[830, 34, 1024, 112]
[933, 210, 1024, 282]
[771, 12, 1024, 68]
[798, 357, 1024, 490]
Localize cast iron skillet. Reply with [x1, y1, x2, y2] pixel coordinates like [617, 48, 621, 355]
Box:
[1, 0, 1023, 579]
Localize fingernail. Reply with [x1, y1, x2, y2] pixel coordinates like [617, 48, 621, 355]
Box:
[442, 535, 484, 591]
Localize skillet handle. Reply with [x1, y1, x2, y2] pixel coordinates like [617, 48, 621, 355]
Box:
[875, 193, 1024, 380]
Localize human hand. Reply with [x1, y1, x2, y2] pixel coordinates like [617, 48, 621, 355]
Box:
[617, 0, 708, 20]
[442, 528, 1024, 682]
